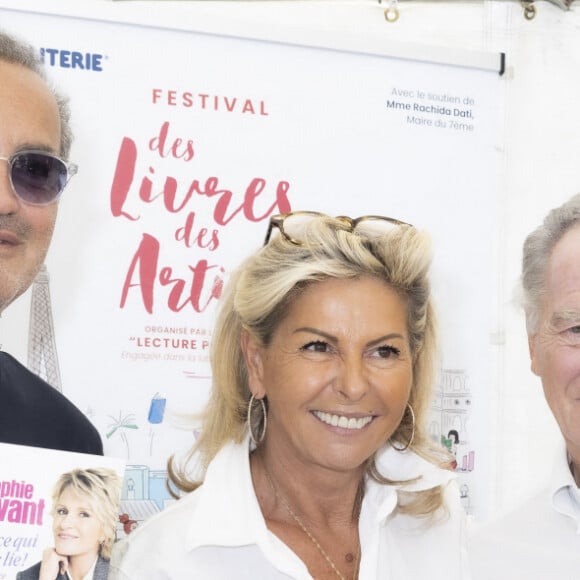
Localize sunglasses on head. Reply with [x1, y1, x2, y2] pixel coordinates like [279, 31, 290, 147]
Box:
[264, 211, 412, 246]
[0, 149, 78, 206]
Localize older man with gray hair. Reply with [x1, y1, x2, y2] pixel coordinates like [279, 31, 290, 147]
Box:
[471, 193, 580, 579]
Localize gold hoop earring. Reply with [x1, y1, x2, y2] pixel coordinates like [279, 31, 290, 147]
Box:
[391, 403, 415, 452]
[247, 394, 267, 446]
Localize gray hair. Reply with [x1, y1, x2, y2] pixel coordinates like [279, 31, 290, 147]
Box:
[521, 192, 580, 333]
[0, 29, 73, 159]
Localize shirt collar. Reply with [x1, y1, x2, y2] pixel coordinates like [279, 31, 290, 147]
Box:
[376, 444, 454, 489]
[550, 443, 580, 532]
[366, 444, 455, 524]
[185, 437, 455, 548]
[185, 435, 269, 550]
[65, 557, 98, 580]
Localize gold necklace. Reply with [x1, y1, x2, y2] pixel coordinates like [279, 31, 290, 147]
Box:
[264, 469, 360, 580]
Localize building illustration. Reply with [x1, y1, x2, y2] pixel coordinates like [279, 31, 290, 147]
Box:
[27, 265, 62, 392]
[119, 465, 173, 537]
[429, 368, 475, 514]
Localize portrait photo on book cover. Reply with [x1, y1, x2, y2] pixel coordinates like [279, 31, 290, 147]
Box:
[0, 444, 125, 580]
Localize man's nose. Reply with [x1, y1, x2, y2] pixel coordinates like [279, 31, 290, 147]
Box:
[0, 160, 20, 215]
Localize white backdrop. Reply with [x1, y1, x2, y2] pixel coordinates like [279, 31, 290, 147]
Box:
[0, 0, 577, 524]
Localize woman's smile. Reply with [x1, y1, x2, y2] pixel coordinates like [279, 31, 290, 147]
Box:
[56, 532, 79, 540]
[311, 410, 375, 431]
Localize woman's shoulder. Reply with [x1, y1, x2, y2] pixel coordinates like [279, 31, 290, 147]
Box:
[15, 561, 41, 580]
[122, 439, 247, 546]
[93, 555, 110, 580]
[109, 490, 203, 580]
[112, 487, 203, 559]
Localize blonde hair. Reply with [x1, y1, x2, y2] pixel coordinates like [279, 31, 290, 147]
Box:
[170, 214, 448, 518]
[52, 468, 121, 560]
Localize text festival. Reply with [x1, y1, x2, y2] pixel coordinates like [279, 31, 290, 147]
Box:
[109, 121, 292, 314]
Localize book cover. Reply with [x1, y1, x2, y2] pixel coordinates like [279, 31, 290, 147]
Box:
[0, 444, 125, 580]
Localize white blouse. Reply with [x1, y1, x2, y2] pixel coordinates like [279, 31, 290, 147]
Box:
[110, 437, 469, 580]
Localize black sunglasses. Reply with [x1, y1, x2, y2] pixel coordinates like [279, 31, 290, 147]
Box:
[0, 149, 78, 206]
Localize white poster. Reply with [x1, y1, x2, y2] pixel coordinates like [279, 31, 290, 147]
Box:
[0, 7, 502, 522]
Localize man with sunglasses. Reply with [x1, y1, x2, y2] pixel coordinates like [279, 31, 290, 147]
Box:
[0, 30, 102, 454]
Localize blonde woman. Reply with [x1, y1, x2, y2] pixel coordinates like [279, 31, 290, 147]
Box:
[111, 212, 467, 579]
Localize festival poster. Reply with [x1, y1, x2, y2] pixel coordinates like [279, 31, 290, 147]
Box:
[0, 6, 502, 521]
[0, 444, 125, 580]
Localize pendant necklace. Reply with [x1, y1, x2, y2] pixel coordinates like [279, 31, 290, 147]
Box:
[264, 469, 360, 580]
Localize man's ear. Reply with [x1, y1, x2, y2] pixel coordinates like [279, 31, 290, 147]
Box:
[528, 334, 539, 376]
[241, 329, 267, 399]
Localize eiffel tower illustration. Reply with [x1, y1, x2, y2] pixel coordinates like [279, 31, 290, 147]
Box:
[27, 264, 62, 392]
